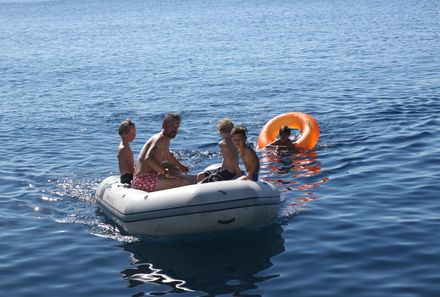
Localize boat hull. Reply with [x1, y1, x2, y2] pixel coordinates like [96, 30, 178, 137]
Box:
[96, 176, 283, 236]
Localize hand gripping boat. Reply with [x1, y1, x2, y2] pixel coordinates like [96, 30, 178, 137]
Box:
[95, 176, 283, 236]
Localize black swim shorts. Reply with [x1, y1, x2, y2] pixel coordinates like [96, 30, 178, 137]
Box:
[201, 168, 235, 183]
[120, 173, 133, 185]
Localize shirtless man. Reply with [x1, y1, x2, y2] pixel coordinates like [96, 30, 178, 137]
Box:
[131, 113, 190, 192]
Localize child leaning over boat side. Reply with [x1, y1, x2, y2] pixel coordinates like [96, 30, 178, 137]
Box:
[197, 118, 242, 183]
[231, 125, 260, 181]
[118, 119, 136, 184]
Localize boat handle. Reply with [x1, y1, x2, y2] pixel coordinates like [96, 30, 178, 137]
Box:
[217, 217, 236, 224]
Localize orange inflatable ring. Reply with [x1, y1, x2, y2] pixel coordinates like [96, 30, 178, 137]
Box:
[258, 112, 320, 150]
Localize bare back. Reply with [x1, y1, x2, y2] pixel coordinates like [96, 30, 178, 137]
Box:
[118, 142, 134, 175]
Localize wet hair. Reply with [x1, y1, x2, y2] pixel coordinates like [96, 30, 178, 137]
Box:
[217, 118, 235, 133]
[279, 125, 291, 136]
[118, 119, 135, 136]
[163, 113, 181, 124]
[231, 125, 247, 139]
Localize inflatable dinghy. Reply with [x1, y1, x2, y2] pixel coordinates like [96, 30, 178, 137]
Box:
[95, 176, 282, 236]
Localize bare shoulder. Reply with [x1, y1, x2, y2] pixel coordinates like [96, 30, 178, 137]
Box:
[146, 133, 167, 156]
[138, 134, 157, 158]
[220, 140, 236, 154]
[246, 144, 258, 157]
[153, 133, 168, 147]
[146, 133, 163, 147]
[118, 144, 127, 152]
[118, 143, 128, 156]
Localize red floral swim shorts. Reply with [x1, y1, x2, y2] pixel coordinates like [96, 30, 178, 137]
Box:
[131, 172, 158, 192]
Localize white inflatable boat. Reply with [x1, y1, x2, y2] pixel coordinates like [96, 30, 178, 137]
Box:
[95, 176, 283, 236]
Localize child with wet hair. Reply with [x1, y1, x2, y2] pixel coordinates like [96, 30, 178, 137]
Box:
[268, 125, 296, 149]
[230, 125, 260, 181]
[118, 119, 136, 184]
[197, 118, 242, 183]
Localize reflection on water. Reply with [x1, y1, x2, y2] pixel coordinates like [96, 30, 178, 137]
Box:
[121, 224, 284, 296]
[261, 149, 329, 215]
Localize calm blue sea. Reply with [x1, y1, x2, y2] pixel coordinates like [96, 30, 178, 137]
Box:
[1, 0, 439, 296]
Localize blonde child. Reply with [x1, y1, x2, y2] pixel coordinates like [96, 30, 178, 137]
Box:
[197, 118, 242, 183]
[118, 119, 136, 184]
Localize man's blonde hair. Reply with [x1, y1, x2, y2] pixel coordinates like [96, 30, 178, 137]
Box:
[217, 118, 235, 133]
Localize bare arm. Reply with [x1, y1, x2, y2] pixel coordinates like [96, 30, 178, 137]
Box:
[168, 152, 189, 173]
[233, 161, 243, 178]
[243, 147, 260, 180]
[267, 138, 296, 150]
[268, 139, 283, 147]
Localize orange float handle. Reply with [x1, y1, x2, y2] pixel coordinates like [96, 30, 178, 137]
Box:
[257, 112, 320, 150]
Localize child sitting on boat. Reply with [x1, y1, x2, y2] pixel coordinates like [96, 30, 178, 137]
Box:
[118, 119, 136, 184]
[197, 118, 242, 183]
[231, 125, 260, 181]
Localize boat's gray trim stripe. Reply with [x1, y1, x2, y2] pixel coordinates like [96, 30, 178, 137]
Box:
[97, 195, 281, 223]
[100, 199, 281, 223]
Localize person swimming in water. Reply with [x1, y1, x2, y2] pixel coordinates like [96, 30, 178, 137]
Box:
[267, 125, 296, 150]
